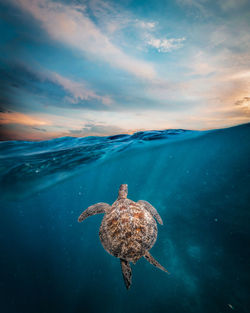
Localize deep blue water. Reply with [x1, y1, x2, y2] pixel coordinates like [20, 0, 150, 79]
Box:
[0, 124, 250, 313]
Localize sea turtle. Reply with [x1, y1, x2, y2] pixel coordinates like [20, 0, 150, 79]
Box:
[78, 184, 169, 289]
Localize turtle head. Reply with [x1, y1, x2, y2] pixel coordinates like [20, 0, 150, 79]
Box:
[118, 184, 128, 199]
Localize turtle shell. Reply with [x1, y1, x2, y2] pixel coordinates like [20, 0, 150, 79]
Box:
[99, 198, 157, 263]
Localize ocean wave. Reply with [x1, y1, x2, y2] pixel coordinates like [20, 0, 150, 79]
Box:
[0, 129, 195, 198]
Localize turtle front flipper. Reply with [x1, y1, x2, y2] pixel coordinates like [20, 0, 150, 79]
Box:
[144, 250, 170, 274]
[78, 203, 111, 222]
[137, 200, 163, 225]
[120, 259, 132, 289]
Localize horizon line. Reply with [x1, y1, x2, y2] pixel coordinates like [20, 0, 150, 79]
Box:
[1, 122, 249, 143]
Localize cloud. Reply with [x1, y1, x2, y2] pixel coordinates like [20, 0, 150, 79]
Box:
[88, 0, 156, 38]
[0, 62, 114, 111]
[229, 71, 250, 81]
[137, 21, 156, 30]
[176, 0, 211, 16]
[88, 1, 178, 57]
[0, 123, 63, 141]
[218, 0, 247, 11]
[68, 122, 126, 137]
[32, 127, 47, 132]
[235, 97, 250, 107]
[147, 37, 186, 53]
[89, 0, 132, 34]
[12, 0, 156, 80]
[0, 111, 50, 126]
[44, 71, 113, 106]
[0, 107, 12, 113]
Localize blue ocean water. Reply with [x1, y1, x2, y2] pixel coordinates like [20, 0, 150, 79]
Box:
[0, 124, 250, 313]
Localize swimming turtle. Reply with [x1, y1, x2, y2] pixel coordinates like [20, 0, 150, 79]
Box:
[78, 184, 169, 289]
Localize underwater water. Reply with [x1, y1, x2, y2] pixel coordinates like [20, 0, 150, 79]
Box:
[0, 123, 250, 313]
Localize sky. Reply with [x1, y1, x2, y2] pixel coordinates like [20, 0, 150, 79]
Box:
[0, 0, 249, 140]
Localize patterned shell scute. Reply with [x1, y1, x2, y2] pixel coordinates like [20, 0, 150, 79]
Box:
[99, 199, 157, 262]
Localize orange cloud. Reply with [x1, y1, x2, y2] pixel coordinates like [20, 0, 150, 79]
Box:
[0, 112, 50, 126]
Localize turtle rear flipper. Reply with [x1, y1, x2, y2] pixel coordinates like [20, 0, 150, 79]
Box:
[78, 203, 111, 222]
[144, 250, 170, 274]
[120, 259, 132, 289]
